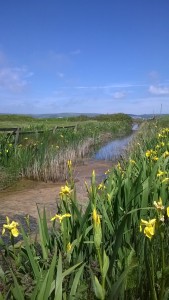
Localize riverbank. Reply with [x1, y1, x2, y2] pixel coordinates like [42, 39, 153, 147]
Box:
[0, 159, 113, 233]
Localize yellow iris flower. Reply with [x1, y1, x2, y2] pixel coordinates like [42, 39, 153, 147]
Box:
[59, 185, 71, 196]
[67, 242, 72, 252]
[162, 178, 169, 183]
[157, 170, 167, 177]
[92, 208, 100, 226]
[153, 197, 164, 210]
[67, 160, 72, 168]
[117, 162, 122, 170]
[2, 216, 19, 237]
[166, 207, 169, 218]
[129, 159, 136, 164]
[98, 182, 106, 190]
[140, 219, 156, 239]
[152, 156, 158, 161]
[51, 213, 71, 222]
[146, 149, 157, 158]
[164, 151, 169, 158]
[105, 169, 110, 175]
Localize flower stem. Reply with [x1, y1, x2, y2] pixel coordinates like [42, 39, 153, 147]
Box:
[150, 251, 158, 300]
[159, 233, 165, 300]
[97, 248, 105, 300]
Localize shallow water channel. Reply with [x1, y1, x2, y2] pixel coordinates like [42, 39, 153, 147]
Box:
[94, 123, 138, 161]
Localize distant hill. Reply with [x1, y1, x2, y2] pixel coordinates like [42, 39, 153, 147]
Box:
[32, 113, 169, 119]
[129, 114, 169, 119]
[30, 112, 100, 118]
[0, 112, 168, 119]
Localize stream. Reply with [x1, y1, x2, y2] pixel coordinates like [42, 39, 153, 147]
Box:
[94, 123, 138, 161]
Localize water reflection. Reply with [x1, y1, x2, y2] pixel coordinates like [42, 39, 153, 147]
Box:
[94, 124, 138, 161]
[132, 123, 139, 130]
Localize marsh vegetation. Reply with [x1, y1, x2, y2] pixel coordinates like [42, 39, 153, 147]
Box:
[1, 115, 169, 299]
[0, 113, 132, 190]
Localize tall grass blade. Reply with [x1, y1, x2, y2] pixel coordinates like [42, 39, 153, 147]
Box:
[37, 206, 49, 259]
[37, 252, 57, 300]
[69, 263, 85, 299]
[109, 215, 128, 272]
[20, 225, 40, 280]
[11, 270, 25, 300]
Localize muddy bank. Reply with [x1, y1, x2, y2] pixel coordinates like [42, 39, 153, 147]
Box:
[0, 159, 113, 231]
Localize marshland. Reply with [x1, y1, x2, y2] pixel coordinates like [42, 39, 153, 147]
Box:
[0, 113, 169, 299]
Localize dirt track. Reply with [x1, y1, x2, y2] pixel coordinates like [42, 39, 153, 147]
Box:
[0, 159, 113, 227]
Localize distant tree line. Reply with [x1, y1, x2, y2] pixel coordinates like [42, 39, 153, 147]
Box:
[67, 113, 132, 123]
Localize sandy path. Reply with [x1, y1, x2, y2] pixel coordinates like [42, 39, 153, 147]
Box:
[0, 159, 113, 225]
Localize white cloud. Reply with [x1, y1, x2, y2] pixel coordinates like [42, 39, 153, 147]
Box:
[0, 67, 32, 92]
[48, 51, 70, 64]
[149, 71, 159, 81]
[112, 91, 126, 99]
[73, 84, 130, 89]
[149, 85, 169, 95]
[57, 72, 64, 78]
[62, 83, 147, 89]
[1, 91, 169, 115]
[24, 71, 34, 78]
[0, 51, 7, 65]
[70, 49, 81, 55]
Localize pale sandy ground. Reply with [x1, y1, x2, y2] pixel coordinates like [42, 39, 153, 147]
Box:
[0, 159, 113, 226]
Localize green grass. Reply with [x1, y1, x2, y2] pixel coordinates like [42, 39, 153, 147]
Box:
[0, 113, 132, 128]
[0, 114, 76, 128]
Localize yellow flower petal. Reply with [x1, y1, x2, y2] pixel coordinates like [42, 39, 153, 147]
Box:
[67, 242, 72, 252]
[11, 227, 19, 237]
[140, 219, 156, 239]
[148, 219, 156, 226]
[51, 215, 57, 221]
[144, 226, 155, 239]
[140, 219, 149, 226]
[67, 160, 72, 167]
[162, 178, 169, 183]
[92, 209, 97, 224]
[2, 228, 5, 235]
[166, 207, 169, 218]
[2, 217, 19, 237]
[51, 213, 71, 222]
[62, 213, 71, 219]
[6, 216, 10, 224]
[157, 170, 167, 177]
[59, 185, 71, 196]
[130, 159, 136, 164]
[50, 214, 61, 222]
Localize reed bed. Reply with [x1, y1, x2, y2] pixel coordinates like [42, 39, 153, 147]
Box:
[0, 119, 131, 189]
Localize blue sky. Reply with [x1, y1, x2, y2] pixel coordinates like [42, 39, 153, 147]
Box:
[0, 0, 169, 115]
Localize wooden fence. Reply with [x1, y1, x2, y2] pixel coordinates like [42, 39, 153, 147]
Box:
[0, 125, 76, 145]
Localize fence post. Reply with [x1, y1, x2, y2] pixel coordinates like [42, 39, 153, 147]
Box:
[74, 124, 77, 133]
[53, 126, 58, 133]
[14, 127, 20, 146]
